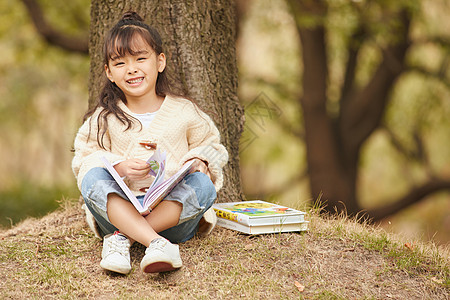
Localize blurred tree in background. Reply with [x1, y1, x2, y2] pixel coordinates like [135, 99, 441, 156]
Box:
[238, 0, 450, 243]
[283, 0, 450, 220]
[1, 0, 449, 244]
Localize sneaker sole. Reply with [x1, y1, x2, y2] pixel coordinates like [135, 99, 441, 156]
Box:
[100, 260, 131, 275]
[142, 261, 181, 273]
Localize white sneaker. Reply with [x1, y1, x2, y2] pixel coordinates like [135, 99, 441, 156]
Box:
[140, 238, 182, 273]
[197, 207, 217, 237]
[100, 231, 131, 274]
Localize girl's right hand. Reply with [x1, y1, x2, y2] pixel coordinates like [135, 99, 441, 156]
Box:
[114, 159, 151, 181]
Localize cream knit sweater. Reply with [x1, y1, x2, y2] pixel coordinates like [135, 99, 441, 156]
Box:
[72, 95, 228, 196]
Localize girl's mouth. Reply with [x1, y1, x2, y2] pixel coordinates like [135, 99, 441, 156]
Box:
[127, 77, 144, 84]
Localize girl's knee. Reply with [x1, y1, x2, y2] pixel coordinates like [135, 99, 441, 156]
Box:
[83, 167, 111, 182]
[185, 172, 216, 206]
[81, 167, 112, 195]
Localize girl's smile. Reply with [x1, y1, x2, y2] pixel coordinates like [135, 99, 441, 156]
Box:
[127, 77, 144, 85]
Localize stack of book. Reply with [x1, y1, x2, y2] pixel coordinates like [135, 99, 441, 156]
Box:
[212, 200, 308, 235]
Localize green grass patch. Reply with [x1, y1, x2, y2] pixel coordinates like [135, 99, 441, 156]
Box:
[360, 231, 391, 252]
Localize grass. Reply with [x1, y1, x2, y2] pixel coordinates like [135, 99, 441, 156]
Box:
[0, 198, 449, 299]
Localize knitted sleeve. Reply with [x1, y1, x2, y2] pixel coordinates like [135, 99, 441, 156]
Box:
[180, 104, 229, 191]
[71, 111, 124, 190]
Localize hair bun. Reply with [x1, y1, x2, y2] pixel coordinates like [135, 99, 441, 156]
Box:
[121, 11, 143, 22]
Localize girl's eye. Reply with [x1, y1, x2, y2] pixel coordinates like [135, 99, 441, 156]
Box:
[113, 62, 124, 66]
[137, 57, 147, 61]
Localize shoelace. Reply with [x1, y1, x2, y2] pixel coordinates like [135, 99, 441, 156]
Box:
[106, 234, 129, 256]
[148, 238, 167, 252]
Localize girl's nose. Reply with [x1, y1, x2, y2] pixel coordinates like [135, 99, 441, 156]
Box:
[127, 64, 138, 74]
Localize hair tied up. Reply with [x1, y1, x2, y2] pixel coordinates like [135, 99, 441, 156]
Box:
[121, 11, 144, 22]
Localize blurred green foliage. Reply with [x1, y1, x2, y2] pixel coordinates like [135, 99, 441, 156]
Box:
[0, 0, 90, 226]
[0, 182, 79, 228]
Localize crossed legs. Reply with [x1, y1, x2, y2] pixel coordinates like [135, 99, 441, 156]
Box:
[107, 194, 182, 247]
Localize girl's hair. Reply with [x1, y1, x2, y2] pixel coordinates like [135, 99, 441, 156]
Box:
[84, 11, 185, 149]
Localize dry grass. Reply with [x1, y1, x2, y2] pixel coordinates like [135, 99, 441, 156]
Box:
[0, 199, 448, 299]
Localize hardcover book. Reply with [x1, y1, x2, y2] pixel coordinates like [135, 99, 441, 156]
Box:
[213, 200, 308, 234]
[216, 217, 309, 235]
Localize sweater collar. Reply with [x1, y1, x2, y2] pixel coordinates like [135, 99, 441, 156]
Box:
[116, 95, 179, 134]
[117, 95, 169, 115]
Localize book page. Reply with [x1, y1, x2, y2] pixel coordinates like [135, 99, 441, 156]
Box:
[100, 156, 143, 212]
[143, 160, 194, 210]
[145, 150, 166, 196]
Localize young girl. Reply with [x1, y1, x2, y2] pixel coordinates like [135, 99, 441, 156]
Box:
[72, 11, 228, 275]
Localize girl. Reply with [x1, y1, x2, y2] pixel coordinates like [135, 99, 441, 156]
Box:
[72, 11, 228, 275]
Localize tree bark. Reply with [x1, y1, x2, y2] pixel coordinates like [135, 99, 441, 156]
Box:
[89, 0, 245, 202]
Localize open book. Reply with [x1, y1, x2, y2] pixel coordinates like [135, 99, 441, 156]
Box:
[101, 149, 194, 216]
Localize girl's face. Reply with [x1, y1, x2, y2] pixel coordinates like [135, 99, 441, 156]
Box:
[105, 35, 166, 102]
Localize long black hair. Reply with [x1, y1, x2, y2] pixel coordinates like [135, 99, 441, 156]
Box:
[84, 11, 185, 149]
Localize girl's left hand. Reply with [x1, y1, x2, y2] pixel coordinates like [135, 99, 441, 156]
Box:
[188, 158, 211, 179]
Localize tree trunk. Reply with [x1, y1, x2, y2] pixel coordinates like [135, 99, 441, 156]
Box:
[298, 25, 359, 214]
[287, 0, 358, 213]
[89, 0, 245, 203]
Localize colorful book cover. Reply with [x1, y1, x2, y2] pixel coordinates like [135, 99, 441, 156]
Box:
[213, 200, 306, 226]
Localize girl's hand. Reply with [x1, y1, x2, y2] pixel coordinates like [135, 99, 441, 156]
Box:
[188, 158, 211, 179]
[114, 159, 151, 181]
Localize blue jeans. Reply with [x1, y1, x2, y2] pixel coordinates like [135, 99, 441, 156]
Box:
[81, 167, 217, 243]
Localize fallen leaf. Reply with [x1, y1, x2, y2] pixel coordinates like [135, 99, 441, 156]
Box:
[244, 243, 254, 250]
[404, 242, 415, 251]
[294, 281, 305, 292]
[343, 247, 355, 252]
